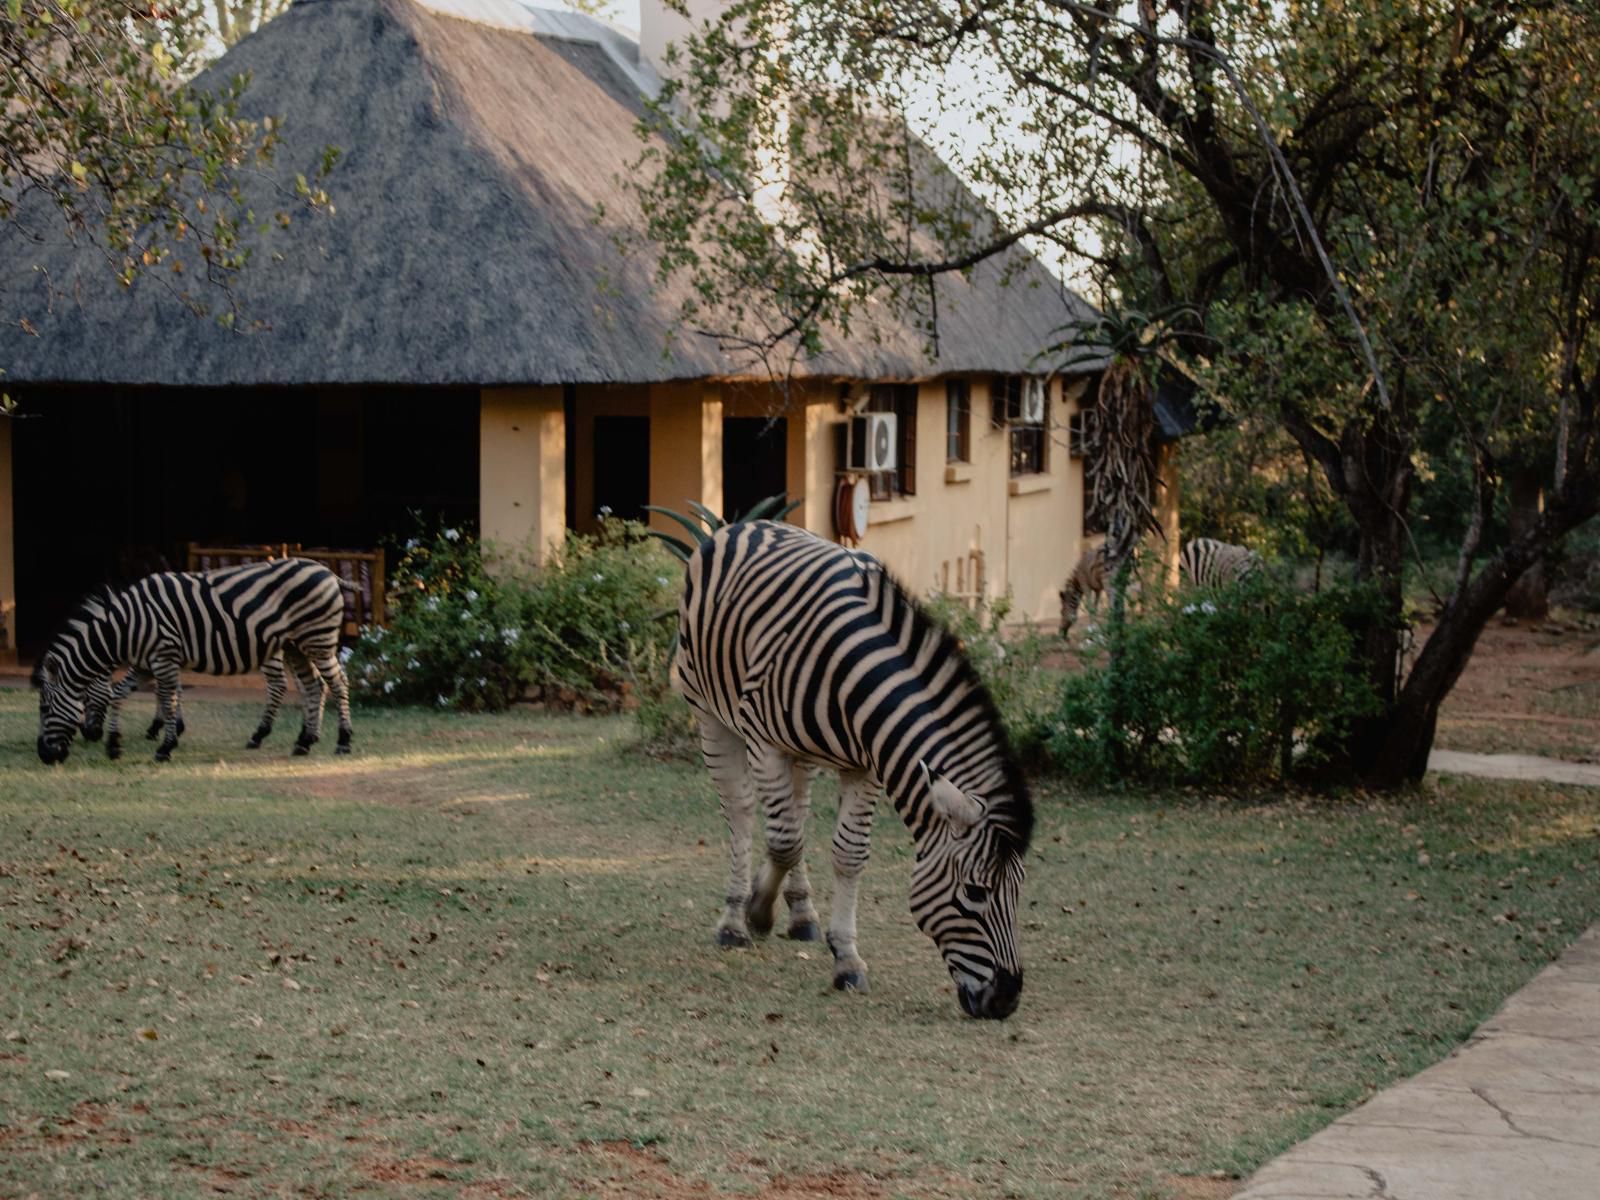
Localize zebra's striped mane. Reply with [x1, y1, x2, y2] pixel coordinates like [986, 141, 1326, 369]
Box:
[30, 585, 120, 687]
[877, 567, 1034, 862]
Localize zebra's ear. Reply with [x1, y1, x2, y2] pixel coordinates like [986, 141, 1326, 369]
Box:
[921, 760, 983, 833]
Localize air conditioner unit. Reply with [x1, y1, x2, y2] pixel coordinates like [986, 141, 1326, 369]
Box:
[1021, 378, 1047, 424]
[846, 412, 898, 473]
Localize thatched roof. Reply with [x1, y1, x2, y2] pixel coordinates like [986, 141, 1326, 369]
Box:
[0, 0, 1100, 387]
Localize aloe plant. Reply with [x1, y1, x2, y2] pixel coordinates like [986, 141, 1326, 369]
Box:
[643, 493, 804, 564]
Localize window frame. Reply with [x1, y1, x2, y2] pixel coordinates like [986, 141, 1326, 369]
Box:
[945, 379, 971, 464]
[866, 383, 917, 500]
[992, 374, 1048, 478]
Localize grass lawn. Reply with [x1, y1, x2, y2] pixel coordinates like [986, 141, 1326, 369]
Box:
[1, 689, 1598, 1199]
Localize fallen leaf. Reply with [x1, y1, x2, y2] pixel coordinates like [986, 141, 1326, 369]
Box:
[136, 1027, 159, 1042]
[629, 1087, 651, 1098]
[45, 1069, 70, 1081]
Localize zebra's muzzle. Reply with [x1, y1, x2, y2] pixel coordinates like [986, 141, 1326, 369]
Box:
[81, 719, 104, 743]
[956, 967, 1022, 1020]
[37, 737, 69, 765]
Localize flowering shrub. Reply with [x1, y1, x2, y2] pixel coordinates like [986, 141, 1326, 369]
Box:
[349, 521, 679, 712]
[1046, 571, 1384, 786]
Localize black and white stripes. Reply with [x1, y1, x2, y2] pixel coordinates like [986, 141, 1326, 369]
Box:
[34, 558, 353, 763]
[672, 521, 1031, 1019]
[1179, 538, 1261, 589]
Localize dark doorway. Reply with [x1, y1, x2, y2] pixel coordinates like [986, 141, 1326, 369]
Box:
[722, 417, 788, 521]
[592, 416, 650, 523]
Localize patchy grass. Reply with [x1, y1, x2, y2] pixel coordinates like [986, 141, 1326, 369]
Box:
[0, 689, 1598, 1199]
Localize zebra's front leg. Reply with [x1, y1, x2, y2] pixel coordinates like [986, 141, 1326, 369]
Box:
[247, 651, 288, 749]
[150, 663, 184, 763]
[748, 760, 821, 942]
[103, 670, 141, 760]
[698, 717, 758, 949]
[826, 771, 878, 993]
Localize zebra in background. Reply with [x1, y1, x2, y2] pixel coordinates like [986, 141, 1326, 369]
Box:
[1058, 543, 1108, 636]
[34, 558, 352, 764]
[79, 645, 321, 759]
[1179, 537, 1262, 589]
[673, 521, 1032, 1020]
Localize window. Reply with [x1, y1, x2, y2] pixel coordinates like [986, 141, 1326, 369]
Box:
[945, 380, 970, 463]
[991, 375, 1047, 477]
[867, 384, 917, 499]
[1069, 410, 1096, 458]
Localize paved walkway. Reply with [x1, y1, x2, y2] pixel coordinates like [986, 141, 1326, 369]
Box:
[1429, 749, 1600, 789]
[1235, 925, 1600, 1199]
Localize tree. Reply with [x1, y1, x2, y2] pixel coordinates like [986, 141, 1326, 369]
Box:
[631, 0, 1600, 789]
[1, 0, 325, 403]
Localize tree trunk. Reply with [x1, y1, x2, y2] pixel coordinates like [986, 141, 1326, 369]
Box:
[1360, 476, 1600, 788]
[1503, 467, 1548, 620]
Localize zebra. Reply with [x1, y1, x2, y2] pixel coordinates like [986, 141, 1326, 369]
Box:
[1058, 543, 1108, 636]
[78, 645, 322, 759]
[34, 558, 353, 764]
[672, 521, 1032, 1020]
[1179, 538, 1261, 589]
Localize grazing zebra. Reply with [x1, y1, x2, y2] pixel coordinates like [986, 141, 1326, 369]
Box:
[1179, 538, 1262, 588]
[1058, 543, 1108, 636]
[34, 558, 352, 764]
[79, 645, 318, 759]
[672, 521, 1032, 1020]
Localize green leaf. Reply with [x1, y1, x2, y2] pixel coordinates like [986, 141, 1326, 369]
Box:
[640, 505, 713, 546]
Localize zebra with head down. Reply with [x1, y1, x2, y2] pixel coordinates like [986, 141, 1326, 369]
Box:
[34, 558, 352, 764]
[673, 521, 1032, 1020]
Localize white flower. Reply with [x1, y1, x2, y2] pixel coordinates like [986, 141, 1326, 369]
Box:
[1202, 601, 1217, 614]
[406, 643, 418, 653]
[591, 573, 604, 583]
[443, 528, 461, 542]
[656, 575, 671, 588]
[405, 538, 420, 551]
[383, 680, 396, 694]
[994, 645, 1006, 662]
[618, 619, 630, 632]
[426, 596, 440, 612]
[460, 610, 471, 622]
[465, 589, 478, 603]
[500, 626, 520, 645]
[1182, 604, 1198, 615]
[338, 646, 353, 665]
[598, 505, 613, 517]
[380, 652, 390, 663]
[476, 677, 487, 689]
[362, 664, 374, 678]
[468, 648, 481, 659]
[407, 658, 420, 670]
[437, 693, 450, 707]
[576, 585, 586, 596]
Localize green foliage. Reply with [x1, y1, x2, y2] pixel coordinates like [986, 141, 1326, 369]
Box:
[349, 521, 679, 712]
[1048, 573, 1384, 788]
[922, 591, 1056, 763]
[644, 491, 804, 563]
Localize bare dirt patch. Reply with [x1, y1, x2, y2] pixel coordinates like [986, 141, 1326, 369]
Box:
[1432, 617, 1600, 762]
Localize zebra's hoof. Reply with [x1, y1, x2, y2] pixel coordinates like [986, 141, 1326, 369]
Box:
[745, 904, 775, 939]
[144, 722, 162, 741]
[153, 750, 172, 764]
[175, 718, 187, 736]
[786, 920, 822, 942]
[832, 970, 869, 994]
[335, 744, 352, 756]
[245, 738, 263, 750]
[106, 741, 122, 762]
[292, 744, 311, 757]
[715, 927, 752, 949]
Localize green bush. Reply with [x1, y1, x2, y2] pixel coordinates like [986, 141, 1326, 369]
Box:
[922, 590, 1057, 762]
[349, 520, 679, 712]
[1046, 571, 1384, 787]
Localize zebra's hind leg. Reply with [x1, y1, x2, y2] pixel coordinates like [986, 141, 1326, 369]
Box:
[285, 644, 325, 755]
[748, 758, 821, 941]
[697, 716, 757, 949]
[247, 651, 289, 749]
[103, 669, 142, 760]
[150, 662, 183, 763]
[306, 645, 354, 755]
[825, 771, 878, 993]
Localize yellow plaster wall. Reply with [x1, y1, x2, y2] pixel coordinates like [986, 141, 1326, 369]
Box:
[479, 387, 566, 568]
[0, 417, 14, 661]
[1154, 441, 1182, 590]
[1002, 376, 1091, 623]
[648, 383, 723, 532]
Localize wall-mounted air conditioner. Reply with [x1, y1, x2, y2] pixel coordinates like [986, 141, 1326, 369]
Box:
[1021, 378, 1047, 424]
[846, 412, 898, 472]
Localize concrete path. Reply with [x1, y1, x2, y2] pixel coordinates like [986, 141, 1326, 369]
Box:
[1429, 749, 1600, 789]
[1234, 925, 1600, 1199]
